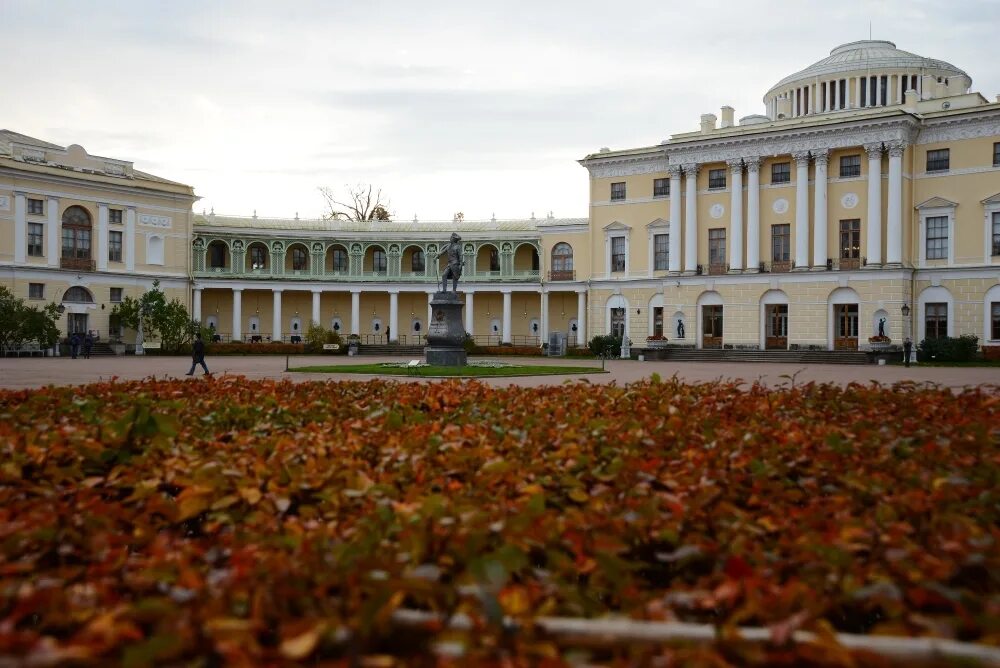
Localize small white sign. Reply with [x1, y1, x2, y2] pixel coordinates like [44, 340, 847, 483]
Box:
[322, 343, 340, 350]
[139, 213, 172, 228]
[0, 195, 9, 211]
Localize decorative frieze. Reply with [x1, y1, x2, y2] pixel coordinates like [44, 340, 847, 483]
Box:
[916, 113, 1000, 145]
[585, 155, 668, 178]
[139, 213, 172, 228]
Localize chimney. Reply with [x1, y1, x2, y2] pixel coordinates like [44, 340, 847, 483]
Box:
[700, 113, 717, 134]
[720, 106, 735, 128]
[776, 97, 792, 119]
[903, 89, 919, 111]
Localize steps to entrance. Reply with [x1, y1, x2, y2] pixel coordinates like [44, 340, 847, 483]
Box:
[642, 348, 870, 365]
[358, 344, 426, 356]
[86, 342, 117, 357]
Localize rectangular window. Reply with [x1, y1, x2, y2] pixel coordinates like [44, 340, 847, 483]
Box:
[109, 209, 123, 225]
[331, 248, 348, 271]
[27, 222, 44, 256]
[994, 142, 1000, 167]
[771, 224, 790, 262]
[925, 302, 948, 340]
[771, 162, 790, 184]
[839, 219, 861, 268]
[27, 198, 43, 215]
[708, 228, 726, 267]
[411, 250, 425, 273]
[611, 237, 626, 272]
[653, 233, 669, 270]
[28, 283, 44, 300]
[926, 148, 950, 172]
[992, 302, 1000, 340]
[108, 230, 123, 262]
[993, 212, 1000, 257]
[653, 306, 664, 337]
[653, 178, 669, 197]
[110, 287, 123, 303]
[489, 248, 500, 272]
[708, 169, 726, 189]
[62, 228, 91, 260]
[840, 154, 861, 178]
[610, 182, 626, 201]
[373, 249, 387, 272]
[926, 215, 948, 260]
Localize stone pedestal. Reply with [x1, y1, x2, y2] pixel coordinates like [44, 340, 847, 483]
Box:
[425, 292, 467, 366]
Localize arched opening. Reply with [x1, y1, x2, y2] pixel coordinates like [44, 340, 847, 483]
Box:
[760, 289, 789, 350]
[246, 242, 269, 272]
[477, 244, 500, 275]
[62, 286, 95, 336]
[364, 245, 387, 274]
[647, 293, 665, 339]
[61, 205, 93, 269]
[207, 240, 229, 271]
[828, 287, 860, 350]
[402, 245, 425, 275]
[513, 243, 539, 274]
[326, 244, 349, 274]
[285, 243, 310, 273]
[550, 243, 574, 280]
[917, 286, 954, 343]
[147, 235, 164, 266]
[605, 294, 629, 339]
[696, 291, 724, 350]
[62, 286, 94, 303]
[985, 284, 1000, 346]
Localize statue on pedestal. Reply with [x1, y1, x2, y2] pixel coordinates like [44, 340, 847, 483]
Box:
[437, 233, 464, 293]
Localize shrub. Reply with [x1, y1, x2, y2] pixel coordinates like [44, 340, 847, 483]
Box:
[589, 334, 622, 358]
[304, 324, 330, 353]
[205, 342, 307, 355]
[917, 335, 979, 362]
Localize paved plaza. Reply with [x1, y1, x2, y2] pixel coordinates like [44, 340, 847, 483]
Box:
[0, 354, 996, 391]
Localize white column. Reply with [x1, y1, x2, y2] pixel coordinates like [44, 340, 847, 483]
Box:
[833, 79, 839, 109]
[683, 164, 698, 273]
[746, 157, 761, 271]
[502, 290, 512, 344]
[540, 289, 549, 344]
[576, 290, 587, 346]
[793, 152, 811, 269]
[865, 143, 884, 265]
[272, 289, 283, 342]
[876, 76, 883, 106]
[47, 197, 59, 267]
[193, 288, 203, 323]
[124, 206, 136, 271]
[13, 192, 26, 264]
[97, 203, 109, 271]
[728, 159, 743, 271]
[388, 290, 399, 342]
[350, 289, 361, 336]
[232, 289, 243, 341]
[812, 149, 829, 268]
[886, 142, 904, 265]
[311, 289, 321, 326]
[463, 291, 474, 335]
[668, 165, 682, 273]
[854, 77, 861, 108]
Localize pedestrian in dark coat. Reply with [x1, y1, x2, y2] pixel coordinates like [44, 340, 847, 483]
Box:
[186, 333, 210, 376]
[83, 333, 93, 359]
[70, 333, 80, 359]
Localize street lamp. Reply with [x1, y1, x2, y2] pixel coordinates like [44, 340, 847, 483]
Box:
[901, 303, 914, 366]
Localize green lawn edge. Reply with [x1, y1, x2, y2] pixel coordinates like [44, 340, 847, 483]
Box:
[287, 364, 607, 377]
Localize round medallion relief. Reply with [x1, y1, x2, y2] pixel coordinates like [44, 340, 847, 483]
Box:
[772, 198, 789, 214]
[709, 203, 725, 219]
[841, 193, 859, 209]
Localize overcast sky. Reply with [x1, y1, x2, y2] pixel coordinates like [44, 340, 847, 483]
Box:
[4, 0, 998, 221]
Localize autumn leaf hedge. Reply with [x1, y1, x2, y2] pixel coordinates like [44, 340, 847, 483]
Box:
[1, 377, 998, 666]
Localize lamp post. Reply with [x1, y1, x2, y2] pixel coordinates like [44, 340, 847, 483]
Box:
[901, 303, 915, 366]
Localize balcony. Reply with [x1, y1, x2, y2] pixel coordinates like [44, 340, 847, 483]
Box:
[832, 257, 863, 271]
[768, 260, 792, 273]
[60, 256, 95, 272]
[707, 263, 728, 276]
[548, 269, 576, 281]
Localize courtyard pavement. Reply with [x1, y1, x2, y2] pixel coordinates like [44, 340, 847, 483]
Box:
[0, 354, 997, 391]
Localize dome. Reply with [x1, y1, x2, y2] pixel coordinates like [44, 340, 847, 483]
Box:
[764, 40, 970, 100]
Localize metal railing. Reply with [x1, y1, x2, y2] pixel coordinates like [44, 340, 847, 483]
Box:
[548, 269, 576, 281]
[60, 257, 95, 271]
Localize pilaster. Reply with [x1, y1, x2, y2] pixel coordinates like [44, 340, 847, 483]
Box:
[812, 149, 829, 269]
[47, 197, 60, 267]
[865, 142, 884, 266]
[793, 152, 810, 269]
[745, 157, 761, 272]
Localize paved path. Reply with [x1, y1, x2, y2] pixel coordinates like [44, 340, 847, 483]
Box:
[1, 355, 996, 391]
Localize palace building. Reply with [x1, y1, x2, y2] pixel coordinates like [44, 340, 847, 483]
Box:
[2, 39, 999, 354]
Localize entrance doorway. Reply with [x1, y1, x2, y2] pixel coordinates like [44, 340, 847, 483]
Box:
[834, 304, 859, 350]
[610, 307, 626, 338]
[765, 304, 788, 350]
[68, 313, 88, 336]
[702, 305, 723, 349]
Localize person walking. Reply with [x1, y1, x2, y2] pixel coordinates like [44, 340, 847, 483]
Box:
[903, 337, 913, 368]
[83, 333, 93, 359]
[69, 333, 80, 359]
[186, 333, 210, 376]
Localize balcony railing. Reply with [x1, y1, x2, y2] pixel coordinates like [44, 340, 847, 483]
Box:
[832, 257, 863, 270]
[60, 256, 95, 271]
[768, 260, 792, 273]
[192, 266, 543, 283]
[548, 269, 576, 281]
[707, 262, 728, 275]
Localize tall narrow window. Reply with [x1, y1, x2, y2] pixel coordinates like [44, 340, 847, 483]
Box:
[771, 162, 790, 184]
[611, 237, 626, 273]
[27, 223, 43, 257]
[489, 248, 500, 272]
[839, 219, 861, 269]
[653, 234, 669, 270]
[926, 216, 948, 260]
[925, 303, 948, 339]
[250, 245, 267, 269]
[610, 308, 625, 337]
[653, 178, 669, 197]
[208, 242, 226, 268]
[860, 77, 867, 107]
[61, 206, 92, 262]
[551, 243, 573, 280]
[610, 182, 626, 201]
[836, 304, 859, 338]
[708, 169, 726, 189]
[29, 283, 44, 300]
[292, 247, 308, 270]
[27, 198, 43, 215]
[108, 230, 123, 262]
[840, 155, 861, 178]
[708, 228, 726, 272]
[992, 302, 1000, 340]
[652, 307, 663, 337]
[771, 224, 790, 269]
[331, 247, 348, 271]
[372, 249, 387, 272]
[926, 149, 950, 172]
[992, 212, 1000, 257]
[411, 249, 425, 272]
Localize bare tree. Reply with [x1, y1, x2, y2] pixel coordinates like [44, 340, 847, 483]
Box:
[319, 184, 392, 221]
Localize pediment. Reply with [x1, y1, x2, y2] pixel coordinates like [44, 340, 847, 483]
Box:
[915, 196, 958, 210]
[646, 217, 670, 228]
[981, 192, 1000, 206]
[602, 221, 631, 231]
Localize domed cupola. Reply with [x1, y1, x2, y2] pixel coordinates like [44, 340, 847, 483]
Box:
[763, 40, 971, 119]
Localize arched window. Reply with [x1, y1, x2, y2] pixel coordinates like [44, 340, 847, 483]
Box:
[330, 247, 348, 272]
[373, 249, 387, 272]
[551, 243, 573, 279]
[489, 248, 499, 272]
[411, 250, 425, 272]
[147, 236, 164, 265]
[63, 286, 94, 303]
[61, 206, 92, 261]
[292, 247, 308, 270]
[207, 240, 227, 268]
[250, 244, 268, 269]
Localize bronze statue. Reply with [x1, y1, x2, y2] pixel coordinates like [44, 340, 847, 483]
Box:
[437, 232, 464, 292]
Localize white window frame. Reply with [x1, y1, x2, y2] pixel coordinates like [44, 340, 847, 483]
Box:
[605, 294, 630, 340]
[917, 286, 954, 342]
[646, 218, 670, 276]
[984, 284, 1000, 344]
[983, 194, 1000, 264]
[917, 204, 955, 267]
[603, 222, 631, 278]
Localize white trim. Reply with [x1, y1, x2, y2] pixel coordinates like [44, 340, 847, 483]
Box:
[985, 284, 1000, 343]
[605, 294, 630, 339]
[984, 202, 1000, 265]
[914, 165, 1000, 180]
[917, 204, 956, 268]
[604, 223, 631, 279]
[917, 285, 955, 341]
[646, 218, 670, 277]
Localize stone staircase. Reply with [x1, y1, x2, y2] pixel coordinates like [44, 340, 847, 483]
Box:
[358, 343, 427, 357]
[642, 347, 870, 365]
[87, 342, 118, 357]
